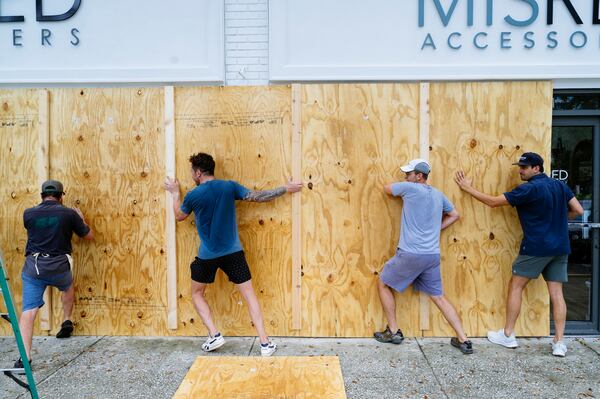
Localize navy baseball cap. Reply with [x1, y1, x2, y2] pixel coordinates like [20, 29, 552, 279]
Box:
[512, 152, 544, 167]
[41, 180, 65, 195]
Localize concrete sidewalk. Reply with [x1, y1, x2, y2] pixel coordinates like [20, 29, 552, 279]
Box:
[1, 336, 599, 398]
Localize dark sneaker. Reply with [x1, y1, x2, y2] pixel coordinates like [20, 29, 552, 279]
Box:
[374, 326, 404, 344]
[450, 337, 474, 354]
[56, 320, 74, 339]
[12, 358, 32, 374]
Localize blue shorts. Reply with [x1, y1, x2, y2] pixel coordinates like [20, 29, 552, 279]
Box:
[21, 271, 73, 312]
[380, 249, 443, 296]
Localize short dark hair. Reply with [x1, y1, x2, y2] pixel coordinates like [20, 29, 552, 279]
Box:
[41, 192, 63, 200]
[189, 153, 215, 175]
[416, 171, 429, 180]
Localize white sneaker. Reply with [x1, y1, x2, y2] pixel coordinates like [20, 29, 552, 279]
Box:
[487, 329, 518, 348]
[202, 334, 225, 352]
[552, 341, 567, 357]
[260, 341, 277, 357]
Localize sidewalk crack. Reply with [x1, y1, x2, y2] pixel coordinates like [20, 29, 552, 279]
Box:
[17, 336, 106, 398]
[416, 337, 450, 399]
[576, 338, 600, 356]
[247, 337, 256, 356]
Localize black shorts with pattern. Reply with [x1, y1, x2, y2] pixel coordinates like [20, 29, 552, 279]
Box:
[190, 250, 251, 284]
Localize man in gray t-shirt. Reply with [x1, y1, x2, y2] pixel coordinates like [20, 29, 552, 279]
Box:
[375, 159, 473, 354]
[394, 178, 455, 254]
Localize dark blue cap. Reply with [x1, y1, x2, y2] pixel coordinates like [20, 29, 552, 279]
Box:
[41, 179, 65, 194]
[512, 152, 544, 167]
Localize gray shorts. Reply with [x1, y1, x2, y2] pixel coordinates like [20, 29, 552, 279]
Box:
[512, 255, 568, 282]
[380, 249, 443, 296]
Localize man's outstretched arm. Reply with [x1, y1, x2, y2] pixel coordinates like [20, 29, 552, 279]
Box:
[74, 207, 94, 240]
[243, 179, 302, 202]
[454, 171, 509, 208]
[163, 177, 190, 221]
[441, 209, 460, 230]
[568, 196, 584, 220]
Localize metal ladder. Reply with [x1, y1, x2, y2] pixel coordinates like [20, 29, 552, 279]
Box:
[0, 252, 39, 399]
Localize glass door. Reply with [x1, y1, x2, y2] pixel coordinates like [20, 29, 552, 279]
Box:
[551, 117, 600, 334]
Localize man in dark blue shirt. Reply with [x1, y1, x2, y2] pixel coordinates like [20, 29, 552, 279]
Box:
[164, 153, 302, 357]
[455, 152, 583, 357]
[16, 180, 93, 370]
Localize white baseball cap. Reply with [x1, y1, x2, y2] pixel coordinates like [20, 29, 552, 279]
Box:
[400, 159, 431, 174]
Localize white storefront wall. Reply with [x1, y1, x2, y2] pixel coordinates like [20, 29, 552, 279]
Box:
[270, 0, 600, 88]
[1, 0, 599, 87]
[0, 0, 224, 83]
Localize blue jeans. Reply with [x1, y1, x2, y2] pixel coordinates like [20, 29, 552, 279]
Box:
[21, 271, 72, 312]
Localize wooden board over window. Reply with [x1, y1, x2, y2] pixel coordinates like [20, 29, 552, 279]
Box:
[0, 82, 552, 337]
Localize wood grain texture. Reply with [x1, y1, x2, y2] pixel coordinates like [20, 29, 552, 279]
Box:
[0, 83, 552, 338]
[0, 90, 45, 335]
[291, 84, 302, 330]
[301, 84, 422, 337]
[38, 89, 52, 331]
[426, 81, 552, 337]
[174, 86, 293, 336]
[173, 356, 347, 399]
[164, 86, 178, 330]
[48, 88, 168, 336]
[419, 82, 431, 332]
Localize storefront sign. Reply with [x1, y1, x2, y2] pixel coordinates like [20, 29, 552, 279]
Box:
[270, 0, 600, 81]
[551, 169, 569, 180]
[0, 0, 224, 83]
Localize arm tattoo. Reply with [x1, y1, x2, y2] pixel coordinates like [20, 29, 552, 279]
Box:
[243, 186, 287, 202]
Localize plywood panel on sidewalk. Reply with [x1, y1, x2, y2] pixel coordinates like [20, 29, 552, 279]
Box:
[48, 88, 168, 336]
[301, 84, 422, 337]
[173, 356, 347, 399]
[0, 90, 42, 335]
[174, 86, 293, 336]
[426, 82, 552, 337]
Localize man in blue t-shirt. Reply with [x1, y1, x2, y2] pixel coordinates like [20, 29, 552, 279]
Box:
[16, 180, 93, 371]
[164, 153, 302, 357]
[455, 152, 583, 357]
[376, 159, 473, 354]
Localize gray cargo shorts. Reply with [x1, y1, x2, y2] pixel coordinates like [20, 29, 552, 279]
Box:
[512, 255, 568, 282]
[380, 249, 443, 296]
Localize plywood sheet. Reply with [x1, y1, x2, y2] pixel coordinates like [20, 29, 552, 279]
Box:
[0, 82, 553, 338]
[48, 88, 167, 335]
[300, 84, 422, 337]
[173, 356, 347, 399]
[427, 81, 552, 337]
[0, 90, 44, 335]
[174, 86, 293, 336]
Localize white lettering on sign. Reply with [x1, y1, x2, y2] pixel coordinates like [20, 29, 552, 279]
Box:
[551, 169, 569, 181]
[270, 1, 600, 81]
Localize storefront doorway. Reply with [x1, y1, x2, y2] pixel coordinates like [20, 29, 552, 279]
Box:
[552, 92, 600, 334]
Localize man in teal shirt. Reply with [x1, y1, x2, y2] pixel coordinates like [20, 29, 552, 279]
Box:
[164, 153, 301, 356]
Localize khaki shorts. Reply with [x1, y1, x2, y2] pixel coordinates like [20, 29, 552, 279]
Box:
[512, 255, 568, 282]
